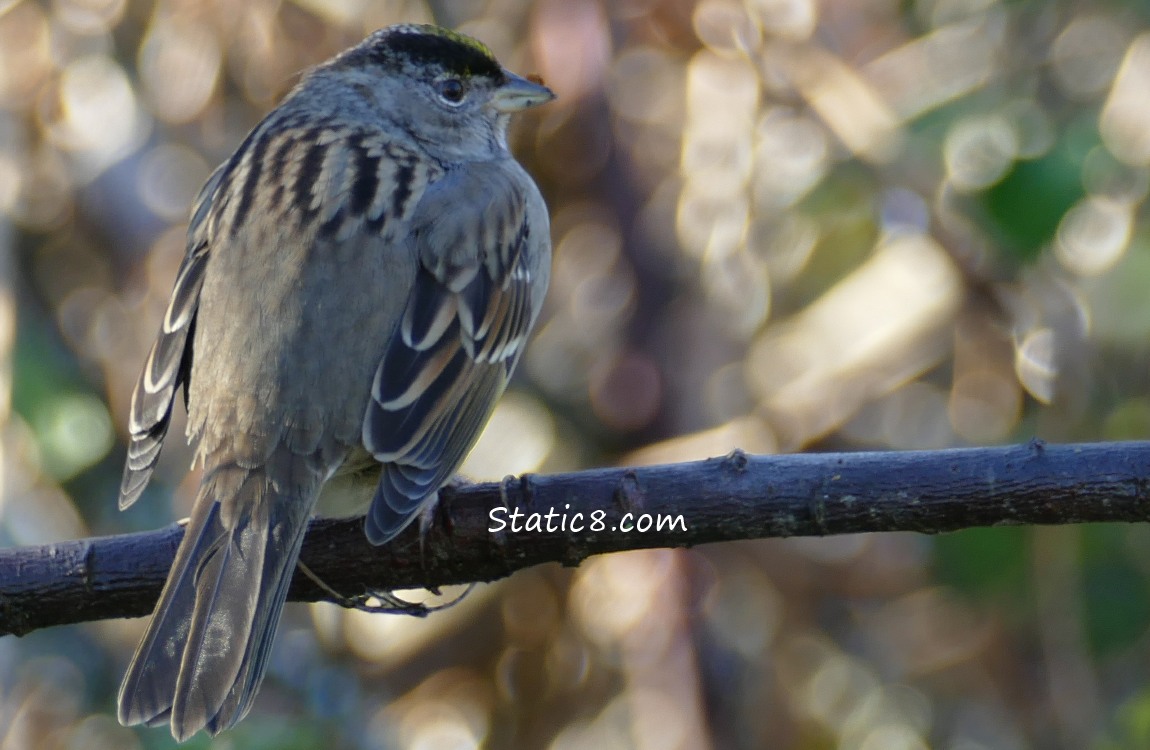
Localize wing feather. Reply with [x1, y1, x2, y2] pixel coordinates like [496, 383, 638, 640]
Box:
[361, 163, 547, 544]
[119, 167, 226, 510]
[119, 249, 205, 509]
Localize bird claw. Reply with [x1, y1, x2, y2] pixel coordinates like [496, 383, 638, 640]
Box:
[296, 559, 474, 617]
[341, 590, 433, 617]
[347, 584, 474, 616]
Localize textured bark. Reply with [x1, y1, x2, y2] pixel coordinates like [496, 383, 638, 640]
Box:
[3, 440, 1150, 636]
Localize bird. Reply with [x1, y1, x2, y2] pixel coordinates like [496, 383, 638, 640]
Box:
[115, 24, 554, 740]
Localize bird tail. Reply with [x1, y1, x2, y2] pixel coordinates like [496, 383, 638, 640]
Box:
[117, 457, 322, 741]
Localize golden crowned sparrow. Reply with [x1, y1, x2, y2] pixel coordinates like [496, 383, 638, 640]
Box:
[116, 24, 553, 740]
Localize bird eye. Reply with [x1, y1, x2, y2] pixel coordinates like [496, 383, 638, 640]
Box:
[436, 78, 467, 105]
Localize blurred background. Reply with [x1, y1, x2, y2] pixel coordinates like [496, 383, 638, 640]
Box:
[4, 0, 1150, 747]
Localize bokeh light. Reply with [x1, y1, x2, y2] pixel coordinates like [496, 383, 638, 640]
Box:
[5, 1, 1150, 748]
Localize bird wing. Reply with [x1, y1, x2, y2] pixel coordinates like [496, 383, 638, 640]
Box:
[362, 160, 549, 544]
[118, 165, 226, 509]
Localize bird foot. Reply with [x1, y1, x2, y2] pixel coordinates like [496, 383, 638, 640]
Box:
[296, 559, 473, 617]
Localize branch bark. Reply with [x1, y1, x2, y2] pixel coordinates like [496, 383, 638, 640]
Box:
[3, 440, 1150, 637]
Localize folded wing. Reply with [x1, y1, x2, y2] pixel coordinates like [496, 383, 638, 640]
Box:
[362, 162, 548, 544]
[119, 167, 225, 509]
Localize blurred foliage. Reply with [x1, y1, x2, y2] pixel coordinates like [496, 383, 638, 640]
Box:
[934, 526, 1028, 601]
[4, 0, 1150, 748]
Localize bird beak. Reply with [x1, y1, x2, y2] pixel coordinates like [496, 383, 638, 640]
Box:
[492, 71, 555, 113]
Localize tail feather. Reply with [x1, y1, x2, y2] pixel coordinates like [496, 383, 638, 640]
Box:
[118, 458, 320, 741]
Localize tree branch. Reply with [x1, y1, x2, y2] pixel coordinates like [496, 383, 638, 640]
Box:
[3, 440, 1150, 637]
